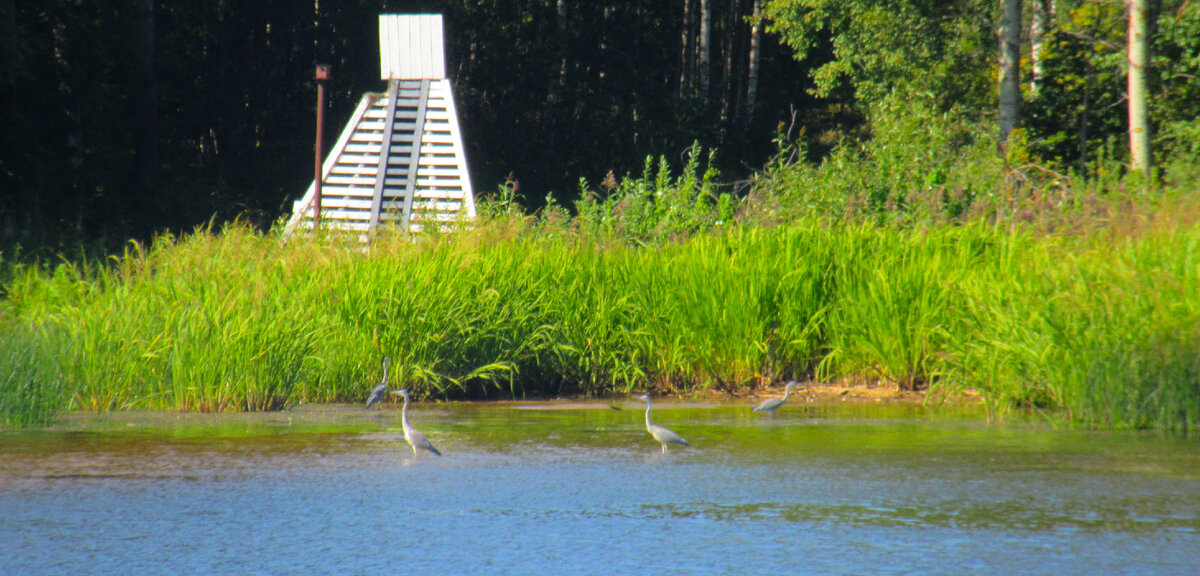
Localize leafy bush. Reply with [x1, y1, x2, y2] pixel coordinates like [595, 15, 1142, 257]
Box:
[574, 142, 734, 244]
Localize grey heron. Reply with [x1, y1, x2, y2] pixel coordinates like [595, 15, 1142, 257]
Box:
[391, 388, 442, 457]
[751, 380, 801, 414]
[365, 357, 392, 409]
[637, 394, 689, 454]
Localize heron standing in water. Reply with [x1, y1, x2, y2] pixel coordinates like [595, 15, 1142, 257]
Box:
[637, 394, 689, 454]
[365, 357, 392, 409]
[392, 389, 442, 457]
[751, 380, 801, 414]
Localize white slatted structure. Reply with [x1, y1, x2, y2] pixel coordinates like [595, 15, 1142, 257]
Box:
[285, 14, 475, 238]
[379, 14, 445, 80]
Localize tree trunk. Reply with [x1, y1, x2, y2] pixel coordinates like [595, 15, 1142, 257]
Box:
[698, 0, 711, 105]
[1079, 80, 1089, 175]
[1128, 0, 1151, 176]
[719, 0, 741, 142]
[742, 0, 762, 135]
[549, 0, 568, 105]
[51, 13, 86, 232]
[680, 0, 695, 99]
[998, 0, 1023, 148]
[134, 0, 158, 193]
[0, 0, 13, 88]
[1029, 0, 1051, 96]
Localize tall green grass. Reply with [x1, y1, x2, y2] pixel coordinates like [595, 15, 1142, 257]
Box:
[947, 216, 1200, 430]
[3, 128, 1199, 434]
[0, 321, 65, 427]
[3, 210, 1195, 431]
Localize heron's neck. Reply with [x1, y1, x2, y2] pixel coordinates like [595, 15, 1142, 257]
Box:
[781, 385, 792, 401]
[401, 396, 410, 428]
[644, 401, 652, 429]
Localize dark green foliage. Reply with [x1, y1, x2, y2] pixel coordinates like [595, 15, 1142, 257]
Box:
[1022, 3, 1128, 173]
[0, 0, 811, 247]
[1155, 3, 1200, 186]
[764, 0, 995, 111]
[575, 143, 734, 244]
[749, 92, 1000, 225]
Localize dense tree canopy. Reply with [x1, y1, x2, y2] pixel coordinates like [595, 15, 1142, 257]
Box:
[0, 0, 1196, 248]
[0, 0, 817, 245]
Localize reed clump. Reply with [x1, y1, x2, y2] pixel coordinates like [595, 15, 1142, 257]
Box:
[0, 321, 66, 427]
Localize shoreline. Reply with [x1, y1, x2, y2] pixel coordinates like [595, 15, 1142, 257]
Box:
[492, 381, 982, 410]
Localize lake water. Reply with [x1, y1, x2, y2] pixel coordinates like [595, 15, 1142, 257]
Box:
[1, 401, 1198, 575]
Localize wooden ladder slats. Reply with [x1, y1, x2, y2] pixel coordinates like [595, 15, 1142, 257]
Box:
[283, 16, 475, 241]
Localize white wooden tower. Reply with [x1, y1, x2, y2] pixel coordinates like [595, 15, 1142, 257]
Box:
[285, 14, 476, 238]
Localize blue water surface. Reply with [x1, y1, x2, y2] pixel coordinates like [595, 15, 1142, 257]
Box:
[1, 402, 1197, 575]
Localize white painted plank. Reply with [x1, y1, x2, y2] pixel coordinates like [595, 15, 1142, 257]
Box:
[410, 133, 458, 145]
[379, 15, 445, 80]
[378, 15, 397, 80]
[403, 17, 418, 78]
[365, 109, 422, 121]
[325, 175, 381, 186]
[417, 156, 464, 167]
[424, 15, 439, 78]
[334, 154, 380, 165]
[312, 198, 462, 213]
[415, 167, 465, 178]
[310, 185, 379, 198]
[436, 79, 476, 216]
[343, 143, 384, 154]
[284, 93, 376, 236]
[404, 16, 418, 79]
[409, 212, 463, 222]
[428, 15, 445, 79]
[332, 164, 392, 175]
[413, 189, 468, 200]
[350, 133, 419, 144]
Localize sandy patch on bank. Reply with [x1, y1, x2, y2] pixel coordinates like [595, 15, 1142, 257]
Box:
[505, 381, 981, 409]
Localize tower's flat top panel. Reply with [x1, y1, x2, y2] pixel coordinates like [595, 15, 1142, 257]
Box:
[379, 14, 445, 80]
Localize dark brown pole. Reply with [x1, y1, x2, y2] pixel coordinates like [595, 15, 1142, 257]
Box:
[314, 64, 331, 227]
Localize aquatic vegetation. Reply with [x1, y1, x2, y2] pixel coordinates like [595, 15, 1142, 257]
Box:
[1, 193, 1197, 432]
[0, 322, 65, 427]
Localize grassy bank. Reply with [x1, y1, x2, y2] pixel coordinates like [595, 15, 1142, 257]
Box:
[1, 201, 1197, 431]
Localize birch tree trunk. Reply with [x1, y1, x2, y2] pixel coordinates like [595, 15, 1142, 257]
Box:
[1128, 0, 1151, 175]
[742, 0, 762, 134]
[680, 0, 694, 99]
[548, 0, 567, 105]
[1029, 0, 1051, 96]
[998, 0, 1023, 148]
